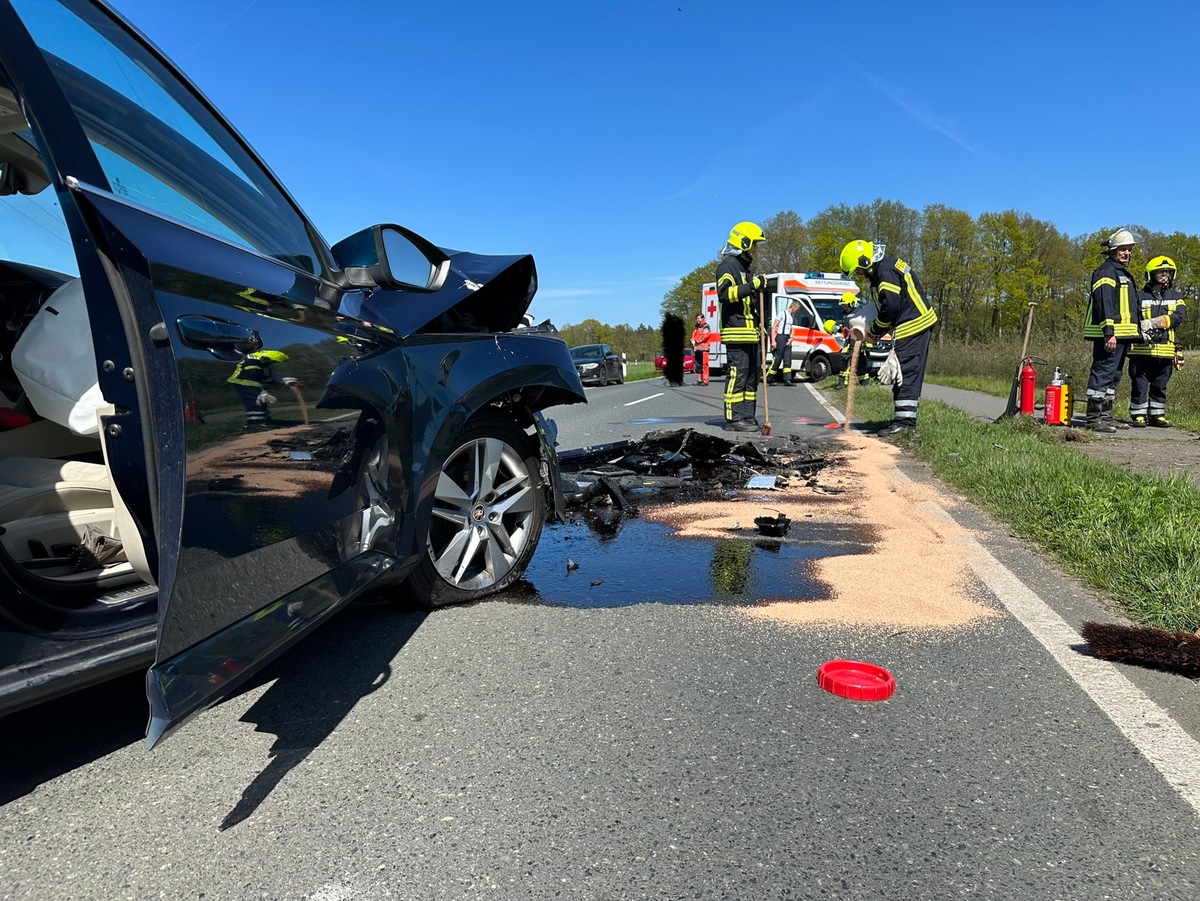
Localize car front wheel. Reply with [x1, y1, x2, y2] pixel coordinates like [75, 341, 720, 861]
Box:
[408, 416, 546, 608]
[807, 354, 832, 381]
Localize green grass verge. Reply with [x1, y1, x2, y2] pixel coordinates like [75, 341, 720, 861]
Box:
[824, 381, 1200, 631]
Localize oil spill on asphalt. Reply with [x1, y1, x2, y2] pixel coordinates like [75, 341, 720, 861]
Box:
[496, 516, 872, 609]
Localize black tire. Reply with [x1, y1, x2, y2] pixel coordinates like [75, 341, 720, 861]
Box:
[597, 371, 609, 387]
[339, 425, 396, 563]
[616, 366, 625, 385]
[807, 354, 832, 381]
[407, 416, 546, 608]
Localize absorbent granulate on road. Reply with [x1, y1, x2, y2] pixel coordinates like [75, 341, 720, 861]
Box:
[640, 431, 1000, 630]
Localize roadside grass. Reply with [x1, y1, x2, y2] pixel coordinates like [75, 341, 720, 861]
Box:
[625, 361, 657, 382]
[824, 380, 1200, 631]
[928, 335, 1200, 432]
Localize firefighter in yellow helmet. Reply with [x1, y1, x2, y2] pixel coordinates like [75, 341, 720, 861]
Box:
[228, 349, 289, 426]
[1083, 228, 1141, 431]
[1127, 254, 1187, 427]
[716, 221, 769, 431]
[840, 239, 938, 435]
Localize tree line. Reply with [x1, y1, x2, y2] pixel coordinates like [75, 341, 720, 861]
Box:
[564, 200, 1198, 359]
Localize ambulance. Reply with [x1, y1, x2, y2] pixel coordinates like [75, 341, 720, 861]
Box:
[700, 272, 861, 379]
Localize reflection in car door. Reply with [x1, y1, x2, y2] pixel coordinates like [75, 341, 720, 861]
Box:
[3, 0, 375, 743]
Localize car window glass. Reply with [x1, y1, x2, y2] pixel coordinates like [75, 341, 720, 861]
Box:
[11, 0, 324, 277]
[0, 162, 76, 276]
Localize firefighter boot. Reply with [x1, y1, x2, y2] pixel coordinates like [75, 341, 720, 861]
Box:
[1150, 416, 1173, 428]
[1102, 398, 1129, 430]
[1086, 398, 1116, 433]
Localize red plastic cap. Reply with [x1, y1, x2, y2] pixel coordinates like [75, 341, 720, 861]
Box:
[817, 660, 896, 701]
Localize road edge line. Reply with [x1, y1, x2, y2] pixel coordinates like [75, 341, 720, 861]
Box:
[899, 471, 1200, 816]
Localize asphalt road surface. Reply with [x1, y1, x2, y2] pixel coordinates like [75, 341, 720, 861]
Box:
[3, 377, 1200, 900]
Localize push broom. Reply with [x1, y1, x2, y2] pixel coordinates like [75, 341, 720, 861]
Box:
[758, 288, 772, 435]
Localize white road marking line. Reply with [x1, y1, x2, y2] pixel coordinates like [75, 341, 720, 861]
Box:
[625, 393, 664, 407]
[805, 382, 845, 424]
[901, 471, 1200, 816]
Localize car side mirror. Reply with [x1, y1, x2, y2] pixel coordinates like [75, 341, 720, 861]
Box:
[331, 224, 451, 291]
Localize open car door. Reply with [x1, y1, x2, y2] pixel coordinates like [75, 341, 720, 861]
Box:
[1, 0, 390, 745]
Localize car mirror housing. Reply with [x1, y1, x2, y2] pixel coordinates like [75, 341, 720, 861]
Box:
[331, 224, 451, 291]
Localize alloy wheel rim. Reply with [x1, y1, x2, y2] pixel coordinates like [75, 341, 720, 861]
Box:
[428, 436, 536, 590]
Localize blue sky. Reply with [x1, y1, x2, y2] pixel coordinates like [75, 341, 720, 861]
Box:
[107, 0, 1200, 329]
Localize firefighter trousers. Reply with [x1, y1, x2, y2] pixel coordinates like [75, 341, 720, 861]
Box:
[724, 342, 759, 423]
[891, 329, 931, 428]
[1085, 339, 1128, 402]
[1128, 356, 1173, 419]
[767, 335, 792, 381]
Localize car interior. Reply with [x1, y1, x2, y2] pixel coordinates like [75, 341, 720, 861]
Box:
[0, 87, 155, 635]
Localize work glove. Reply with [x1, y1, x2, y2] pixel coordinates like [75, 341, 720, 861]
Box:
[1141, 315, 1169, 335]
[752, 275, 768, 291]
[877, 350, 904, 387]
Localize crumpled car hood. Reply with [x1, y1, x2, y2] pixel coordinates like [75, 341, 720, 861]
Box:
[358, 250, 537, 337]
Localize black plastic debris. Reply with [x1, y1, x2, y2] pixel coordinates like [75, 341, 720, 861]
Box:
[754, 513, 791, 536]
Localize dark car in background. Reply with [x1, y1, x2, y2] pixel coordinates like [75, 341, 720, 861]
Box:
[0, 0, 585, 745]
[569, 344, 624, 387]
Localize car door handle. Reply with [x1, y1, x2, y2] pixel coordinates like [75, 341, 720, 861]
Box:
[176, 315, 263, 355]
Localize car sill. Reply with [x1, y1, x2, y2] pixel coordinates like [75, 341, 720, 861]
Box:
[144, 551, 394, 748]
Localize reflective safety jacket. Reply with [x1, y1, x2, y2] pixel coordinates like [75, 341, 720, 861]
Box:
[1084, 257, 1139, 339]
[1128, 284, 1186, 358]
[867, 256, 937, 340]
[227, 356, 275, 387]
[716, 252, 761, 344]
[691, 325, 712, 349]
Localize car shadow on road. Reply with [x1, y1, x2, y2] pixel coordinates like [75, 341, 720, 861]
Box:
[0, 597, 426, 813]
[218, 598, 426, 831]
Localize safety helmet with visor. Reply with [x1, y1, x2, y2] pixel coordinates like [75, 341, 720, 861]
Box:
[1146, 255, 1177, 282]
[839, 240, 886, 277]
[726, 221, 766, 253]
[1102, 228, 1140, 251]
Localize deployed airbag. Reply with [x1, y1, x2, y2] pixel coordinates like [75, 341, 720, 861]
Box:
[12, 278, 105, 435]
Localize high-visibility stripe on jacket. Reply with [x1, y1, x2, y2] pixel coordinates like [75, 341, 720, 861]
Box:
[868, 257, 937, 340]
[1083, 257, 1139, 339]
[1128, 285, 1186, 358]
[716, 253, 760, 344]
[227, 358, 273, 387]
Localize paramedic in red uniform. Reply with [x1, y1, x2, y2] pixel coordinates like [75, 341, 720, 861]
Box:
[840, 239, 938, 436]
[716, 221, 768, 431]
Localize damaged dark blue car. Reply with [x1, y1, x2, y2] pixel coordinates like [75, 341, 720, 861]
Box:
[0, 0, 585, 745]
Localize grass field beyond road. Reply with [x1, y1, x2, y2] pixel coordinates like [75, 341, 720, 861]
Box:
[827, 381, 1200, 632]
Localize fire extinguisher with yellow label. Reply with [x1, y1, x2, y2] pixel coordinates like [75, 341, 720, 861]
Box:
[1044, 368, 1062, 425]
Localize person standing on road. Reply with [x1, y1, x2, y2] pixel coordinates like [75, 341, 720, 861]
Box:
[839, 240, 938, 435]
[1083, 228, 1142, 432]
[767, 300, 800, 385]
[717, 221, 768, 431]
[1128, 254, 1187, 428]
[691, 314, 712, 386]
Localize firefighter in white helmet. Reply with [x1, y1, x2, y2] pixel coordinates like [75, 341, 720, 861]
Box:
[1083, 228, 1141, 431]
[839, 239, 938, 435]
[1128, 254, 1187, 427]
[716, 221, 768, 431]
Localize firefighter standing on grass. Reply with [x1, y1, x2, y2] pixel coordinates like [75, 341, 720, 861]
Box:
[840, 240, 938, 435]
[716, 221, 768, 432]
[1128, 255, 1187, 427]
[1083, 228, 1141, 432]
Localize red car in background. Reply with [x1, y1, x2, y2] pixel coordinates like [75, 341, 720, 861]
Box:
[654, 349, 694, 373]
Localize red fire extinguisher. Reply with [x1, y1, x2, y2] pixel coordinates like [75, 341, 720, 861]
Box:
[1019, 357, 1037, 415]
[1044, 367, 1062, 425]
